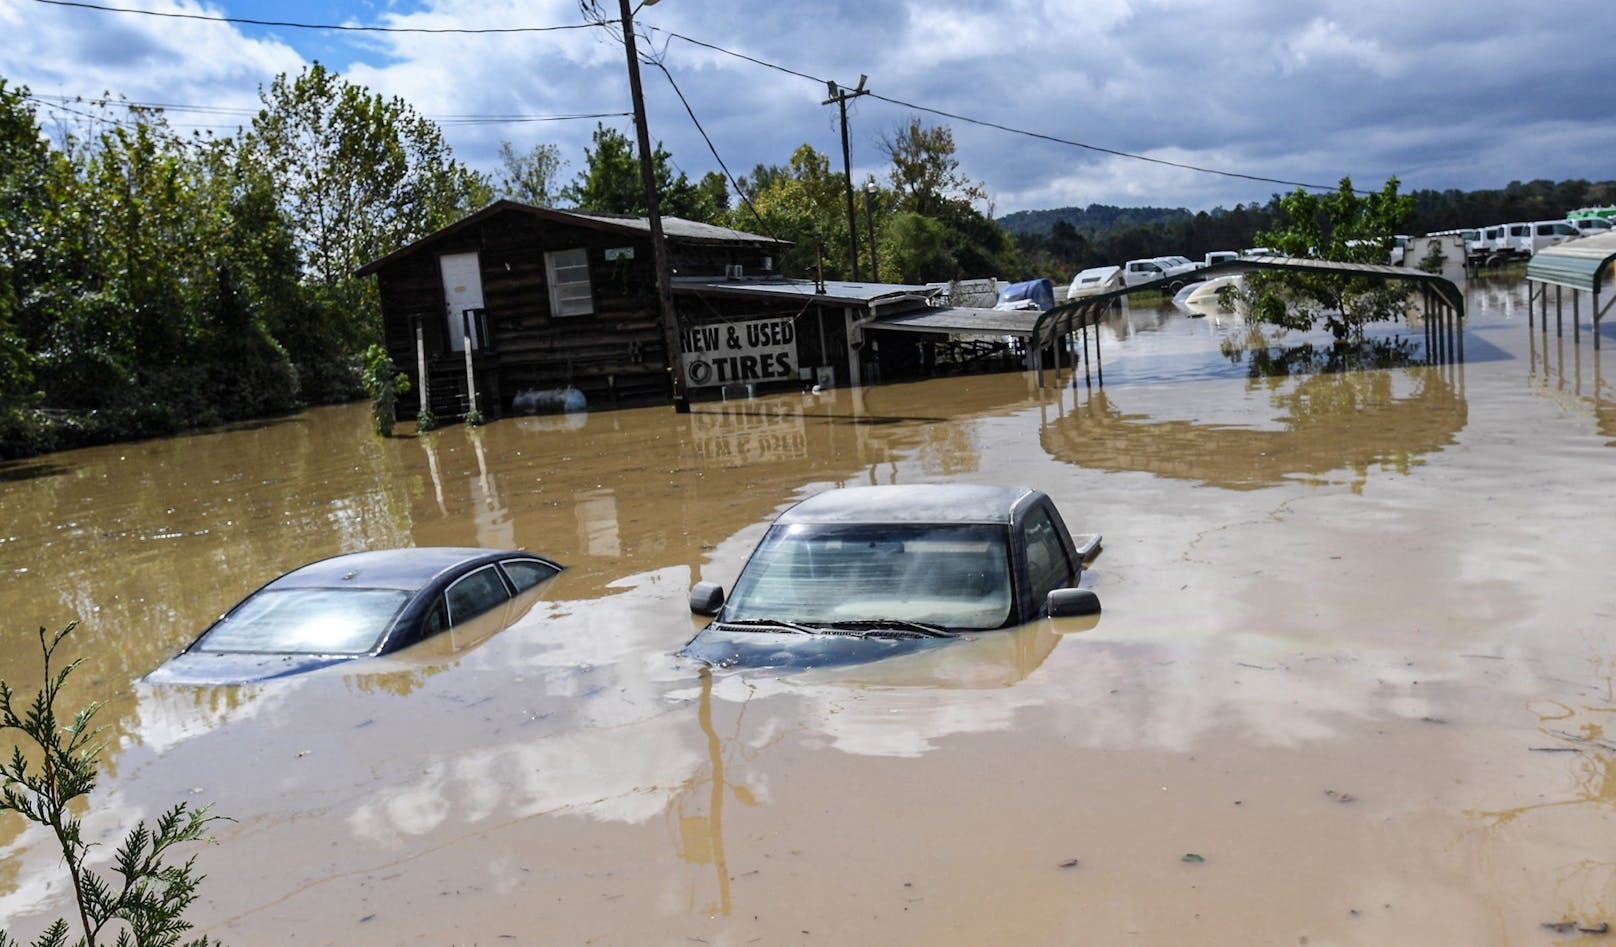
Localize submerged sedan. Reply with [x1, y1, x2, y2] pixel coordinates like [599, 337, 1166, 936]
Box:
[681, 484, 1100, 669]
[147, 547, 562, 684]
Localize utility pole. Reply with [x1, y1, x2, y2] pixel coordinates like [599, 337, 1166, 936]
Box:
[617, 0, 689, 412]
[822, 76, 868, 283]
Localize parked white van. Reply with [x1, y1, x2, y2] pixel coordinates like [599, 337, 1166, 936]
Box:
[1524, 220, 1579, 255]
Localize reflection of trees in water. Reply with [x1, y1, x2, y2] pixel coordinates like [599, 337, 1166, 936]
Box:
[1228, 336, 1426, 381]
[1041, 341, 1467, 491]
[0, 405, 421, 762]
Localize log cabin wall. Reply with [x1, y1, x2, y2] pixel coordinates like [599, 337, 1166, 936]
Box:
[371, 205, 784, 418]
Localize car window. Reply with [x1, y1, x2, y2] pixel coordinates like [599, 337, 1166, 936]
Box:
[724, 522, 1013, 630]
[501, 558, 560, 593]
[1023, 506, 1073, 605]
[196, 588, 410, 655]
[444, 565, 511, 626]
[423, 597, 448, 637]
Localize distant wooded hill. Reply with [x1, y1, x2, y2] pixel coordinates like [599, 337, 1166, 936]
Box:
[1003, 178, 1616, 280]
[997, 205, 1193, 236]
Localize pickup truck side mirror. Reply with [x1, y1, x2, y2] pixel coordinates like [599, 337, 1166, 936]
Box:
[690, 581, 726, 616]
[1046, 587, 1100, 618]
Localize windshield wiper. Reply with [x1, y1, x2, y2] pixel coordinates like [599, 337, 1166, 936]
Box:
[823, 619, 957, 639]
[712, 618, 819, 635]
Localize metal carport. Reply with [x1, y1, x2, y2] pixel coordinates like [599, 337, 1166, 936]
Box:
[1524, 231, 1616, 349]
[1028, 256, 1467, 386]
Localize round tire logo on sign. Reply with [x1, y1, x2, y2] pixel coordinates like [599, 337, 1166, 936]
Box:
[687, 360, 713, 386]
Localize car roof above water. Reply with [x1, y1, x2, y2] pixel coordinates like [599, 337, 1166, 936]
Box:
[776, 484, 1039, 526]
[265, 547, 521, 591]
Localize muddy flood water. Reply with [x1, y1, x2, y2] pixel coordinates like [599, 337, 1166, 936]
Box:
[3, 277, 1615, 945]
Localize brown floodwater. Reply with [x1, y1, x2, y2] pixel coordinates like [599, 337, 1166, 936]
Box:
[3, 278, 1615, 945]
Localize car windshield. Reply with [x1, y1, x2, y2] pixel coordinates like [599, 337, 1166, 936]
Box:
[195, 588, 411, 655]
[722, 522, 1013, 630]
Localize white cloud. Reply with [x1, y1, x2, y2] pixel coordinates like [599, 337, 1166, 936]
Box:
[2, 0, 1612, 214]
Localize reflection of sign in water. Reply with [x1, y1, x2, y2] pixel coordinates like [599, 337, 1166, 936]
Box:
[690, 401, 808, 465]
[679, 318, 798, 389]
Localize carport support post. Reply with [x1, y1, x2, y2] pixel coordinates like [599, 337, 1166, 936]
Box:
[1574, 290, 1581, 345]
[1557, 285, 1563, 338]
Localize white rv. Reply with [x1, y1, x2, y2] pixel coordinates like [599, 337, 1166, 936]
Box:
[1066, 265, 1123, 299]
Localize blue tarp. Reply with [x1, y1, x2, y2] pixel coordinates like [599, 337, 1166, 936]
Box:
[994, 278, 1055, 311]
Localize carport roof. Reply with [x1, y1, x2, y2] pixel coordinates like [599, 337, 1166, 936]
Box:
[1526, 231, 1616, 292]
[865, 306, 1041, 338]
[672, 277, 936, 306]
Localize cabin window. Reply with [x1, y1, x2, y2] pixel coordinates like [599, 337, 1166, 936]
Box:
[545, 248, 594, 317]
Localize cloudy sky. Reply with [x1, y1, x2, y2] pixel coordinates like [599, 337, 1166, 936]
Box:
[3, 0, 1612, 216]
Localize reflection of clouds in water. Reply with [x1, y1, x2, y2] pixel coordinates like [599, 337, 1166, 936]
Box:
[344, 570, 714, 842]
[129, 679, 302, 755]
[0, 783, 153, 932]
[693, 663, 1043, 759]
[347, 722, 704, 843]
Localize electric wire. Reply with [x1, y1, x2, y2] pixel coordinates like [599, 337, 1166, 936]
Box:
[649, 27, 1363, 194]
[29, 0, 604, 34]
[26, 0, 1362, 194]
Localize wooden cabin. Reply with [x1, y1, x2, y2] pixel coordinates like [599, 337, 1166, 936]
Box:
[359, 200, 1026, 420]
[358, 201, 794, 417]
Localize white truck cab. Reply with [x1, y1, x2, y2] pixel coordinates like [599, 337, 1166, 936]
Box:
[1120, 257, 1199, 290]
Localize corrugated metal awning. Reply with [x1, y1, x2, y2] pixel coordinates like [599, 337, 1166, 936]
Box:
[1526, 232, 1616, 292]
[672, 277, 937, 306]
[866, 306, 1042, 338]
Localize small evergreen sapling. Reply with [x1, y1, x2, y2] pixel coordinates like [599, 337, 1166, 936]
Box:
[0, 623, 225, 947]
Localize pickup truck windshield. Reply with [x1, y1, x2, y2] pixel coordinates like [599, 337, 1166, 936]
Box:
[723, 522, 1013, 630]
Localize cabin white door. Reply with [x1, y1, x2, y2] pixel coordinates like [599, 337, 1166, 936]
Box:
[439, 252, 485, 351]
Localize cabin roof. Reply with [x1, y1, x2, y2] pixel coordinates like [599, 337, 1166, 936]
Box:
[355, 200, 789, 276]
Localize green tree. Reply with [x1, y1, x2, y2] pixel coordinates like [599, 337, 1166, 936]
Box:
[246, 63, 489, 286]
[881, 117, 986, 218]
[0, 81, 49, 416]
[885, 211, 953, 283]
[1239, 177, 1416, 342]
[734, 144, 851, 279]
[243, 63, 489, 396]
[360, 343, 409, 437]
[494, 140, 565, 206]
[875, 118, 1018, 282]
[1, 622, 224, 947]
[562, 124, 718, 222]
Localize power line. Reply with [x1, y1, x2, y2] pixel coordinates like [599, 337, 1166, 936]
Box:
[649, 28, 1361, 195]
[29, 0, 603, 34]
[864, 91, 1344, 193]
[28, 0, 1361, 194]
[20, 91, 629, 128]
[645, 59, 769, 236]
